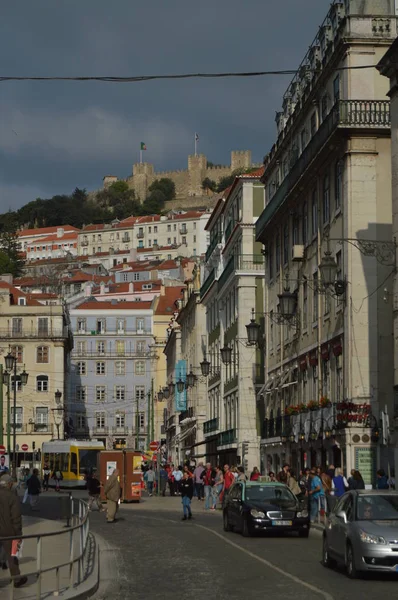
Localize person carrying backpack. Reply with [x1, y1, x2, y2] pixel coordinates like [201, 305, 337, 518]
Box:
[52, 468, 63, 492]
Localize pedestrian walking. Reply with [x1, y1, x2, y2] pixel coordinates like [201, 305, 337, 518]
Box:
[0, 475, 28, 588]
[348, 469, 365, 490]
[27, 469, 41, 511]
[237, 466, 247, 482]
[221, 464, 235, 506]
[250, 467, 260, 481]
[376, 469, 389, 490]
[168, 463, 175, 496]
[144, 466, 155, 496]
[104, 468, 120, 523]
[212, 466, 224, 510]
[87, 469, 104, 511]
[308, 469, 325, 523]
[202, 463, 215, 510]
[42, 464, 51, 491]
[332, 468, 349, 498]
[180, 472, 193, 520]
[173, 465, 183, 494]
[52, 468, 63, 492]
[159, 465, 168, 496]
[193, 462, 205, 500]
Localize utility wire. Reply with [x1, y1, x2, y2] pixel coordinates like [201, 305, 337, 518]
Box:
[0, 65, 379, 84]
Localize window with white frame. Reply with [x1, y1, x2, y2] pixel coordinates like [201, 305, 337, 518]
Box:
[96, 386, 106, 402]
[117, 319, 125, 333]
[96, 319, 105, 334]
[137, 318, 144, 332]
[11, 376, 22, 392]
[77, 319, 86, 333]
[138, 412, 145, 430]
[77, 361, 86, 375]
[77, 414, 86, 429]
[97, 341, 105, 354]
[135, 386, 145, 402]
[115, 385, 126, 401]
[38, 317, 49, 335]
[116, 340, 125, 355]
[37, 346, 49, 363]
[96, 361, 106, 375]
[36, 375, 49, 392]
[11, 406, 23, 429]
[115, 361, 125, 376]
[136, 341, 145, 354]
[11, 345, 23, 363]
[115, 411, 125, 428]
[77, 341, 86, 355]
[95, 412, 106, 428]
[76, 386, 86, 402]
[35, 407, 48, 428]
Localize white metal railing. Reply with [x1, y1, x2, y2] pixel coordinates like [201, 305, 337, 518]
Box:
[0, 496, 91, 599]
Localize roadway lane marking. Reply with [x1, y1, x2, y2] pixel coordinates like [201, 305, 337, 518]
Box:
[194, 524, 334, 600]
[135, 514, 333, 599]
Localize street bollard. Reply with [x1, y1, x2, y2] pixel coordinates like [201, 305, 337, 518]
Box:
[59, 492, 73, 527]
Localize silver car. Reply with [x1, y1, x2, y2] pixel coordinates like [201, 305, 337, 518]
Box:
[322, 490, 398, 577]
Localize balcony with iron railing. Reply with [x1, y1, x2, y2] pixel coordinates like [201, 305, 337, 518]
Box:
[200, 268, 216, 298]
[218, 428, 237, 447]
[205, 233, 223, 262]
[112, 426, 129, 435]
[179, 407, 194, 424]
[179, 226, 187, 235]
[136, 232, 144, 239]
[122, 235, 131, 243]
[224, 221, 234, 243]
[71, 349, 151, 358]
[0, 326, 70, 340]
[262, 415, 291, 439]
[256, 99, 391, 236]
[204, 417, 219, 435]
[92, 426, 109, 435]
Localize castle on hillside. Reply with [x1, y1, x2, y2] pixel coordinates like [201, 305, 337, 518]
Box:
[102, 150, 255, 202]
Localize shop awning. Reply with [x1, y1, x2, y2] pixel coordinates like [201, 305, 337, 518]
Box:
[178, 426, 196, 443]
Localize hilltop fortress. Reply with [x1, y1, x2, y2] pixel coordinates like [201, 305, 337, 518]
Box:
[102, 150, 256, 207]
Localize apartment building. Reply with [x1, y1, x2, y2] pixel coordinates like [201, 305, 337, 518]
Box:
[26, 229, 79, 261]
[68, 298, 155, 450]
[255, 0, 395, 481]
[18, 225, 79, 253]
[0, 277, 72, 458]
[200, 170, 266, 471]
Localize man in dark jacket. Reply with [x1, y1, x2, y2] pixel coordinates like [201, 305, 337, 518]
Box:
[87, 469, 104, 512]
[27, 469, 41, 510]
[180, 472, 193, 521]
[0, 475, 28, 588]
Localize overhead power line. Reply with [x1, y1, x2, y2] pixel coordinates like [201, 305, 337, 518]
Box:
[0, 65, 379, 84]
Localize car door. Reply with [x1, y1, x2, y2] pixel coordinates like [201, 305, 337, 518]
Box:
[229, 484, 243, 527]
[333, 494, 353, 559]
[328, 493, 350, 555]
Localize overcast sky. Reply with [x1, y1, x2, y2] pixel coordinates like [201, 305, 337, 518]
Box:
[0, 1, 329, 212]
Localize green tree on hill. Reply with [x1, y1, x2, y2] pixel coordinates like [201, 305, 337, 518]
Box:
[0, 229, 25, 277]
[202, 177, 217, 192]
[148, 178, 175, 202]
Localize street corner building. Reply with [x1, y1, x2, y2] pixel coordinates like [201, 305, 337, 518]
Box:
[255, 0, 397, 481]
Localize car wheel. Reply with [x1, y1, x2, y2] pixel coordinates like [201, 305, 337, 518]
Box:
[346, 542, 359, 579]
[242, 516, 251, 537]
[299, 528, 309, 538]
[322, 535, 336, 568]
[223, 510, 232, 532]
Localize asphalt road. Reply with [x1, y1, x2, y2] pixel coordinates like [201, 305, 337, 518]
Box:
[24, 492, 398, 600]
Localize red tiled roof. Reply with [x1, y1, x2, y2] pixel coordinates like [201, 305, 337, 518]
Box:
[28, 231, 78, 246]
[155, 286, 185, 315]
[76, 299, 153, 311]
[19, 225, 79, 237]
[94, 280, 163, 293]
[0, 281, 42, 306]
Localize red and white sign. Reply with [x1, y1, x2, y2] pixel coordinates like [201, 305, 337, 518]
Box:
[21, 444, 29, 452]
[0, 445, 5, 454]
[149, 441, 159, 451]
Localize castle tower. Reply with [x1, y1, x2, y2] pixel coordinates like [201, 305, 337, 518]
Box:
[131, 163, 155, 201]
[231, 150, 252, 172]
[103, 175, 118, 189]
[188, 154, 207, 197]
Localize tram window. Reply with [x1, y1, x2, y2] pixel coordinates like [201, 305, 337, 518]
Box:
[70, 452, 78, 475]
[79, 449, 99, 474]
[60, 453, 69, 472]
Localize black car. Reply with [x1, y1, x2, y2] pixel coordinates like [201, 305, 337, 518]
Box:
[223, 481, 310, 537]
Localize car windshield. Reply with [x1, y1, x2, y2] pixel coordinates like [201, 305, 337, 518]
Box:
[356, 495, 398, 521]
[245, 485, 297, 507]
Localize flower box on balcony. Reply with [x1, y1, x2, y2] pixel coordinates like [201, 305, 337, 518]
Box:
[307, 400, 319, 411]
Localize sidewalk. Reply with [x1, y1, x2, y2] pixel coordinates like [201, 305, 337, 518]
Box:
[0, 514, 98, 600]
[120, 492, 223, 513]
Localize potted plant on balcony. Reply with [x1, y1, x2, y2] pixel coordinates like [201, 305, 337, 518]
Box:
[307, 400, 319, 411]
[319, 396, 331, 408]
[285, 405, 299, 416]
[298, 403, 308, 413]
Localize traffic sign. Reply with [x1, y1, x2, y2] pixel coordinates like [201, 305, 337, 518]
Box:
[149, 441, 159, 451]
[0, 445, 5, 454]
[21, 443, 29, 452]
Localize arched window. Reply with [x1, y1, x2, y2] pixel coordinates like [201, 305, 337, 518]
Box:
[37, 375, 49, 392]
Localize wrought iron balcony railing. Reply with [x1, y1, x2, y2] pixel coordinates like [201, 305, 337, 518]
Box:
[204, 417, 219, 435]
[218, 428, 237, 446]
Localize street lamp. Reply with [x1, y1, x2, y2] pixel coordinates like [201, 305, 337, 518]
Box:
[4, 353, 29, 477]
[200, 357, 211, 377]
[157, 388, 164, 401]
[319, 250, 338, 288]
[278, 289, 297, 319]
[186, 367, 196, 388]
[176, 379, 185, 394]
[168, 380, 175, 396]
[246, 308, 261, 346]
[220, 345, 233, 365]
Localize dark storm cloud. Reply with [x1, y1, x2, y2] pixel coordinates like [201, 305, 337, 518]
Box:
[0, 0, 329, 211]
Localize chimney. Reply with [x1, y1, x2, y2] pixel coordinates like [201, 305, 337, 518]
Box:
[129, 282, 134, 293]
[100, 282, 105, 295]
[57, 227, 64, 239]
[0, 274, 13, 285]
[84, 282, 91, 297]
